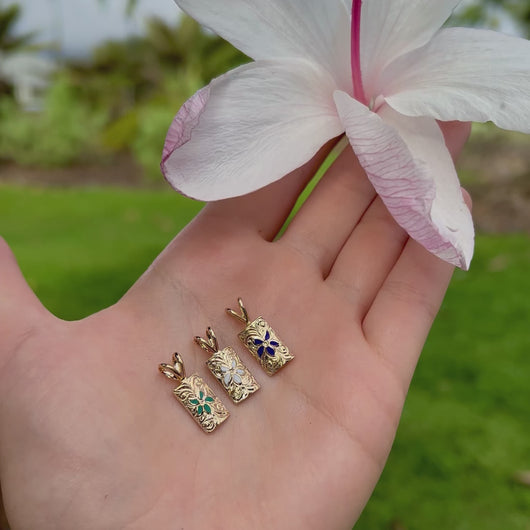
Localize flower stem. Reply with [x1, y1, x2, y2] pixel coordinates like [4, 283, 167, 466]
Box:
[351, 0, 368, 106]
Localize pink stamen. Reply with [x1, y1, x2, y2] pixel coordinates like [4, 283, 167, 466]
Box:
[351, 0, 368, 106]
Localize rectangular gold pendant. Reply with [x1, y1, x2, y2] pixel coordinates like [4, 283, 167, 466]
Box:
[173, 374, 229, 433]
[206, 346, 260, 403]
[238, 317, 294, 376]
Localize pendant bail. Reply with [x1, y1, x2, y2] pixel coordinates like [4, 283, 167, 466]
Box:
[194, 327, 219, 354]
[158, 352, 186, 382]
[226, 297, 249, 325]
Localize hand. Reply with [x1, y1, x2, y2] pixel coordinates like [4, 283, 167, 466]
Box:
[0, 122, 471, 530]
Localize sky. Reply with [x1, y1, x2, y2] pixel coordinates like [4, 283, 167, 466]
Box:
[10, 0, 182, 57]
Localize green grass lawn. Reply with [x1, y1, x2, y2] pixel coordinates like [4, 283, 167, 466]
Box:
[0, 185, 202, 319]
[357, 236, 530, 529]
[1, 184, 529, 529]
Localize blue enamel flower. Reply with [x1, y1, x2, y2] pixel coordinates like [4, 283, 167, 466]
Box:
[253, 331, 279, 358]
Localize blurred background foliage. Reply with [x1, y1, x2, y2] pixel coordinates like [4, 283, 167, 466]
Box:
[0, 3, 34, 54]
[0, 0, 528, 182]
[455, 0, 530, 36]
[0, 7, 248, 179]
[0, 3, 34, 97]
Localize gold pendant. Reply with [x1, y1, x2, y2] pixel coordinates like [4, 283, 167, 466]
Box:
[195, 327, 260, 404]
[159, 353, 229, 433]
[226, 298, 294, 376]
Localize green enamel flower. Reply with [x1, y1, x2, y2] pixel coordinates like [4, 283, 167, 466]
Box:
[189, 390, 215, 415]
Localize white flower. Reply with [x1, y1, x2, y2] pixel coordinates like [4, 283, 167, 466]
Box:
[161, 0, 530, 269]
[220, 359, 244, 386]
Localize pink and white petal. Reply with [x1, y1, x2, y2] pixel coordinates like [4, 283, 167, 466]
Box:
[174, 0, 351, 92]
[162, 86, 210, 164]
[333, 91, 474, 269]
[162, 59, 344, 201]
[360, 0, 460, 97]
[382, 28, 530, 133]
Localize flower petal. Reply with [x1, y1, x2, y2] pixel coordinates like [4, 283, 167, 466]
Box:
[333, 91, 474, 269]
[382, 28, 530, 133]
[162, 59, 343, 200]
[162, 86, 209, 165]
[223, 373, 232, 386]
[174, 0, 351, 91]
[361, 0, 460, 97]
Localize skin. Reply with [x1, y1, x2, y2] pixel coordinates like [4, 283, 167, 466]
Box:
[0, 122, 471, 530]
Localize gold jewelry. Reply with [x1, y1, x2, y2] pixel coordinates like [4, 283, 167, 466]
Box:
[195, 327, 260, 404]
[226, 298, 294, 376]
[159, 352, 229, 433]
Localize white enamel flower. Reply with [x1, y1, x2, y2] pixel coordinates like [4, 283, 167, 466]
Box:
[161, 0, 530, 269]
[221, 359, 244, 386]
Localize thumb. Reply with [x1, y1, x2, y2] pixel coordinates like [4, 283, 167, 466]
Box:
[0, 237, 48, 364]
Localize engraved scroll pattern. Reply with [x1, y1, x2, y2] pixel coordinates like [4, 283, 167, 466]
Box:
[239, 317, 294, 376]
[174, 374, 229, 433]
[207, 347, 260, 403]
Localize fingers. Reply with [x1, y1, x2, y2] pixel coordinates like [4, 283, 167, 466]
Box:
[362, 187, 472, 389]
[279, 144, 377, 274]
[275, 122, 470, 275]
[361, 236, 456, 387]
[199, 139, 339, 241]
[363, 187, 470, 365]
[332, 121, 472, 387]
[325, 197, 408, 318]
[0, 237, 38, 308]
[0, 237, 45, 358]
[324, 121, 472, 318]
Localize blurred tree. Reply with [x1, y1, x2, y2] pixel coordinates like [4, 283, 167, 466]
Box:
[63, 14, 247, 178]
[98, 0, 139, 17]
[0, 3, 35, 53]
[453, 0, 530, 37]
[66, 15, 246, 118]
[0, 74, 107, 167]
[68, 35, 156, 117]
[0, 2, 37, 97]
[144, 15, 246, 81]
[125, 0, 138, 17]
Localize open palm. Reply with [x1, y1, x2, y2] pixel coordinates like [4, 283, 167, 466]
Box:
[0, 123, 470, 530]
